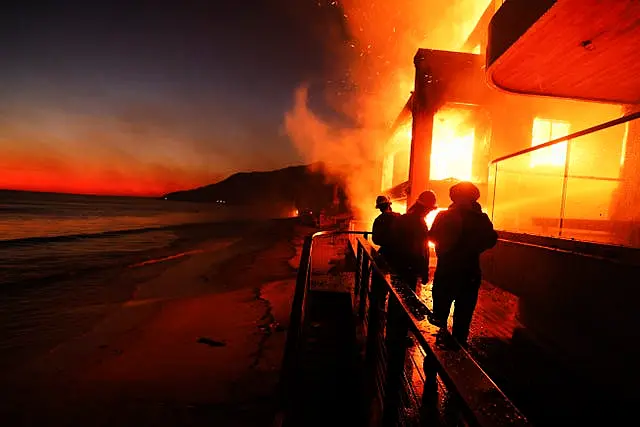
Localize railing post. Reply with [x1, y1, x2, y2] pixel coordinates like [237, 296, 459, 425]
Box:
[381, 295, 410, 426]
[354, 242, 363, 300]
[277, 234, 313, 426]
[359, 255, 371, 320]
[363, 270, 388, 426]
[420, 351, 439, 425]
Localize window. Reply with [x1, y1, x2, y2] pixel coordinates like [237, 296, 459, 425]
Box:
[430, 106, 475, 181]
[530, 118, 570, 167]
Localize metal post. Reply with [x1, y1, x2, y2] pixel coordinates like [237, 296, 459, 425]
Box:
[278, 234, 313, 425]
[558, 139, 573, 236]
[381, 296, 410, 426]
[491, 162, 498, 222]
[354, 243, 363, 299]
[420, 351, 439, 425]
[364, 271, 388, 426]
[359, 256, 371, 320]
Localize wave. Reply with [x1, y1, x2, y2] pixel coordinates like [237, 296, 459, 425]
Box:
[0, 218, 258, 247]
[0, 224, 182, 247]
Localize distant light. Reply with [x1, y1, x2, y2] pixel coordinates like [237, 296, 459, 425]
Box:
[164, 197, 168, 200]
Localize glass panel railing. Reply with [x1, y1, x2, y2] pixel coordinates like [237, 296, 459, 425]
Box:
[488, 114, 640, 249]
[560, 123, 627, 244]
[492, 144, 565, 236]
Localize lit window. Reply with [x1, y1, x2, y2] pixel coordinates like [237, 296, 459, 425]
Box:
[430, 107, 475, 181]
[530, 118, 570, 167]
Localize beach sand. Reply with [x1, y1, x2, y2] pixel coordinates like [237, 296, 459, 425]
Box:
[1, 218, 311, 427]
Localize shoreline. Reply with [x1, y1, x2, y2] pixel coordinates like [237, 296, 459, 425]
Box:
[0, 219, 293, 289]
[1, 218, 312, 426]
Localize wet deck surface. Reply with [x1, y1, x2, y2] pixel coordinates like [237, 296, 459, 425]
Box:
[308, 235, 634, 425]
[417, 258, 634, 425]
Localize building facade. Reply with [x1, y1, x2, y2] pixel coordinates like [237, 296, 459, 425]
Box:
[379, 0, 640, 398]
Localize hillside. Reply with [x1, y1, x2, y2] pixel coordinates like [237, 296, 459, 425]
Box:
[163, 163, 349, 213]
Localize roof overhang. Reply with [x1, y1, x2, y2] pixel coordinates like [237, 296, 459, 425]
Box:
[487, 0, 640, 104]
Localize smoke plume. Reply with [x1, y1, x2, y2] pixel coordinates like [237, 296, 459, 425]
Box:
[285, 0, 492, 221]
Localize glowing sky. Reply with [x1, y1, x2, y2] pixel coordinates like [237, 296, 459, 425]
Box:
[0, 1, 347, 196]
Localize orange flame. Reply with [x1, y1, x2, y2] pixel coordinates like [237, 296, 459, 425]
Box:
[285, 1, 493, 221]
[431, 107, 476, 181]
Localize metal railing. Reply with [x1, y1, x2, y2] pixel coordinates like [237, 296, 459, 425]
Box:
[275, 230, 530, 427]
[274, 229, 369, 427]
[488, 112, 640, 248]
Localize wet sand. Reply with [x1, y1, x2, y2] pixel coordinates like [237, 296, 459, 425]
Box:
[0, 219, 311, 427]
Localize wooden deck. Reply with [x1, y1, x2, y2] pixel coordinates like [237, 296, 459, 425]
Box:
[414, 262, 625, 425]
[292, 233, 629, 425]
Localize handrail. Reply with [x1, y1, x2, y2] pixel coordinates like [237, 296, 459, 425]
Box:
[275, 228, 530, 427]
[281, 230, 369, 373]
[490, 111, 640, 164]
[274, 230, 370, 427]
[356, 236, 529, 427]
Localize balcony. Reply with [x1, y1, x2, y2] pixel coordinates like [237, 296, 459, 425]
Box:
[487, 0, 640, 103]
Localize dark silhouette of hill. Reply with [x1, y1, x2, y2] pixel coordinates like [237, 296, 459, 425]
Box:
[163, 163, 349, 213]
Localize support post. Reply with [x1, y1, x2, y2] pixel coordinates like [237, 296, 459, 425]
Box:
[420, 351, 440, 425]
[363, 271, 389, 426]
[354, 243, 363, 300]
[408, 50, 437, 206]
[359, 255, 370, 320]
[381, 295, 410, 426]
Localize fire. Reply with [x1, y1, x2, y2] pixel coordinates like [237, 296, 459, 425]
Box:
[381, 156, 394, 191]
[382, 106, 477, 193]
[335, 0, 494, 131]
[285, 1, 494, 221]
[381, 122, 413, 190]
[426, 207, 444, 229]
[394, 200, 407, 215]
[431, 107, 476, 181]
[388, 200, 443, 248]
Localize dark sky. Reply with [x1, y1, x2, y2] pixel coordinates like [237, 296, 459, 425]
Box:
[0, 0, 349, 195]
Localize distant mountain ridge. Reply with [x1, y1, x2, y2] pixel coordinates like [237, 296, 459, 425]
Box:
[163, 163, 349, 212]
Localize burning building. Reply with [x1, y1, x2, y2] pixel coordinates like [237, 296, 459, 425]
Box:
[378, 0, 640, 398]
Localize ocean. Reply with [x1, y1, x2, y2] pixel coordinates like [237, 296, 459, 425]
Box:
[0, 190, 233, 287]
[0, 190, 262, 367]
